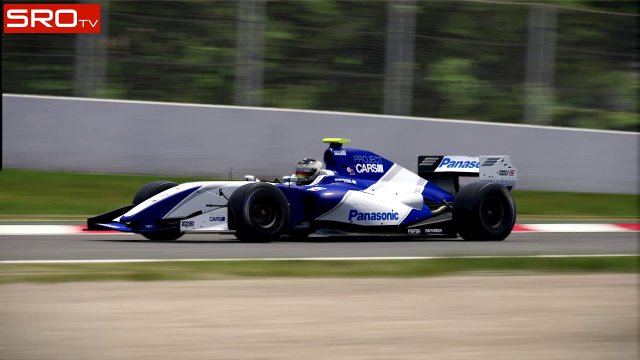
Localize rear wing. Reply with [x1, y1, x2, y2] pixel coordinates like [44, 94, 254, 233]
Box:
[418, 155, 517, 194]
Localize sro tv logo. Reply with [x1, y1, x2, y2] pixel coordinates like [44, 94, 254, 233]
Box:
[4, 4, 101, 34]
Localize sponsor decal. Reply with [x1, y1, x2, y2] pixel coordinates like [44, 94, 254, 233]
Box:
[355, 163, 384, 173]
[348, 210, 399, 222]
[418, 157, 441, 167]
[209, 216, 225, 222]
[335, 178, 356, 185]
[407, 229, 421, 235]
[498, 169, 517, 177]
[181, 220, 195, 228]
[438, 157, 480, 170]
[423, 228, 443, 233]
[482, 158, 501, 166]
[306, 187, 326, 192]
[346, 167, 355, 176]
[4, 3, 101, 34]
[333, 150, 346, 156]
[353, 155, 382, 164]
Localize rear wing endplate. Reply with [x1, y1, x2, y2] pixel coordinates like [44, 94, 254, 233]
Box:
[418, 155, 517, 193]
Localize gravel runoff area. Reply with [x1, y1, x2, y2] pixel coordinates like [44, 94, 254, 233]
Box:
[0, 274, 637, 360]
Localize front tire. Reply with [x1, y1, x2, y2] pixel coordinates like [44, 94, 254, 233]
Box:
[133, 181, 183, 241]
[453, 182, 516, 241]
[132, 181, 179, 205]
[228, 183, 289, 242]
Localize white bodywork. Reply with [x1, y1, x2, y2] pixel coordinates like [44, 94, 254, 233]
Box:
[479, 156, 517, 189]
[431, 155, 518, 189]
[115, 181, 256, 233]
[317, 164, 427, 225]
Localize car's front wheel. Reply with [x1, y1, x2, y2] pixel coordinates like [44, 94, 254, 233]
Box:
[133, 181, 184, 241]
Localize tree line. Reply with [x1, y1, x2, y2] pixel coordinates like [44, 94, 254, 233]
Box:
[2, 0, 637, 130]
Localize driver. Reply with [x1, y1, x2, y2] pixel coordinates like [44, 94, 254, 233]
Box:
[294, 158, 324, 185]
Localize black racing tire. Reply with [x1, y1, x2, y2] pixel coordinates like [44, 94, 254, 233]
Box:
[132, 181, 179, 205]
[228, 183, 289, 243]
[453, 182, 516, 241]
[133, 181, 183, 241]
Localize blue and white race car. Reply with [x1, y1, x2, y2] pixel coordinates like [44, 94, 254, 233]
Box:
[88, 138, 517, 241]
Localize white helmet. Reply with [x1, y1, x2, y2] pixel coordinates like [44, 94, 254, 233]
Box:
[295, 158, 323, 184]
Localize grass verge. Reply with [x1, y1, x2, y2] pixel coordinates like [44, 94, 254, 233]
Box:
[0, 169, 638, 219]
[513, 191, 638, 219]
[0, 169, 204, 216]
[1, 256, 637, 284]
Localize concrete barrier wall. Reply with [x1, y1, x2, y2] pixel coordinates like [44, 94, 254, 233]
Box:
[3, 94, 638, 194]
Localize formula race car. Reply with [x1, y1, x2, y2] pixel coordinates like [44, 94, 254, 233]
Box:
[88, 138, 517, 241]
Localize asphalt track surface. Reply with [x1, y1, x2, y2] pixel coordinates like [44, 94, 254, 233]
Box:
[0, 232, 637, 261]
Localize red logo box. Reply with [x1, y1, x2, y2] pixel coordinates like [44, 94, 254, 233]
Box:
[4, 3, 101, 34]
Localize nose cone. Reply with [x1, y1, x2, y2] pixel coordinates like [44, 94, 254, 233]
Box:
[120, 185, 200, 222]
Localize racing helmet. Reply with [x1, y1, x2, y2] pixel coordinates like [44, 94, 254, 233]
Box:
[295, 158, 323, 184]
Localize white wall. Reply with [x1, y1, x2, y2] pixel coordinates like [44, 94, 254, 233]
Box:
[3, 94, 638, 193]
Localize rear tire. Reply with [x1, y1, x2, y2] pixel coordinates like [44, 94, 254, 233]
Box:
[453, 182, 516, 241]
[228, 183, 289, 243]
[133, 181, 183, 241]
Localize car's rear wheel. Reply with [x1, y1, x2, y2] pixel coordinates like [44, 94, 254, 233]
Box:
[133, 181, 184, 241]
[228, 183, 289, 243]
[453, 182, 516, 241]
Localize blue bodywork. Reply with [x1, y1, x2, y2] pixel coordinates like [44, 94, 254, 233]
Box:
[275, 143, 454, 229]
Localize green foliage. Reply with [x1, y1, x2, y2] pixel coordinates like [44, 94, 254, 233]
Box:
[1, 0, 637, 130]
[425, 58, 492, 119]
[553, 107, 639, 131]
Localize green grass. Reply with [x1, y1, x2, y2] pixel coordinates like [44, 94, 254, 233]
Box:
[1, 257, 637, 284]
[0, 168, 638, 219]
[0, 169, 205, 216]
[513, 190, 639, 219]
